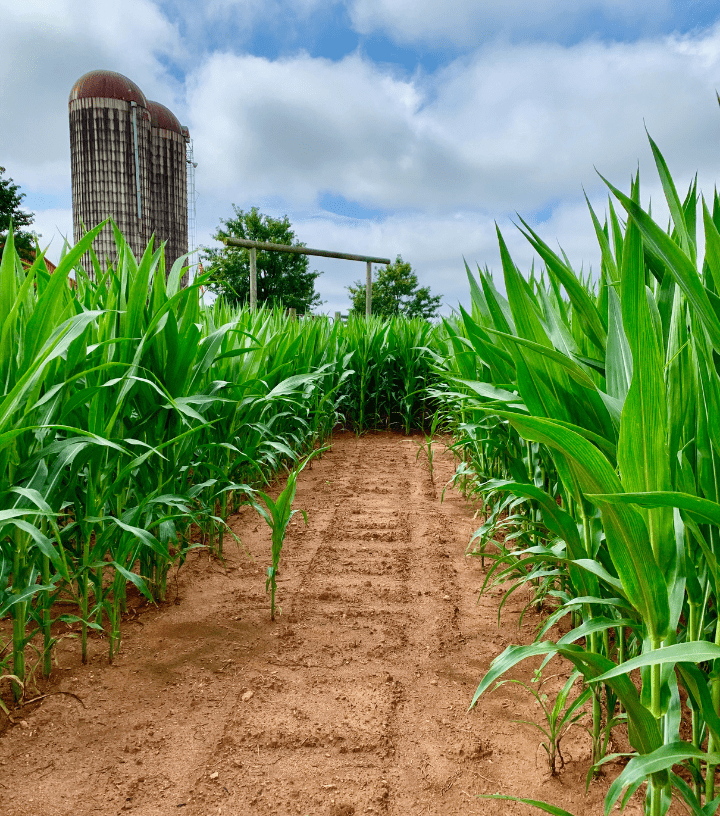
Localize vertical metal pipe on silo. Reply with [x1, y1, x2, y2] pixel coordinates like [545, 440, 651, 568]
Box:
[130, 101, 142, 220]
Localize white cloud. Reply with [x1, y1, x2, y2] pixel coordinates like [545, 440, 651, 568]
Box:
[30, 208, 74, 258]
[295, 177, 679, 315]
[0, 0, 183, 192]
[290, 199, 606, 314]
[347, 0, 672, 46]
[186, 27, 720, 218]
[187, 51, 425, 207]
[420, 32, 720, 208]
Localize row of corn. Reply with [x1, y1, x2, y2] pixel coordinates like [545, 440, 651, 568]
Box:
[0, 223, 436, 706]
[432, 135, 720, 815]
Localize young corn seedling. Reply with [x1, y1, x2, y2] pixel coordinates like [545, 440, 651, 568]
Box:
[415, 410, 442, 485]
[492, 669, 591, 775]
[250, 447, 327, 621]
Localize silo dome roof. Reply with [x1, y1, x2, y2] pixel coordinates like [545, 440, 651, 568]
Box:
[69, 70, 147, 106]
[147, 100, 183, 134]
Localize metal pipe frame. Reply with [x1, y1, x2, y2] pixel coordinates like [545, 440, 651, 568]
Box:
[223, 236, 390, 316]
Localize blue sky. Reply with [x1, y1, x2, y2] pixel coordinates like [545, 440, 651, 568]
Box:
[3, 1, 720, 314]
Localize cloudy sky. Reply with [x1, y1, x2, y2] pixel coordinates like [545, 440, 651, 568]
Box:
[2, 1, 720, 314]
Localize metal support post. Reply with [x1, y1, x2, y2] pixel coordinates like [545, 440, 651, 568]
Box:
[249, 247, 257, 309]
[222, 237, 390, 314]
[366, 260, 372, 318]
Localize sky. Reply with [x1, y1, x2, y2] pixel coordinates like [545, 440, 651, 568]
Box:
[2, 0, 720, 315]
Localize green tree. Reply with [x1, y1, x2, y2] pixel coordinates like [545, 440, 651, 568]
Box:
[202, 206, 322, 312]
[348, 255, 442, 320]
[0, 166, 35, 262]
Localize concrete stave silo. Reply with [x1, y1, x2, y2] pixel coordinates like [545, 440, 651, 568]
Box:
[69, 70, 152, 270]
[147, 100, 189, 281]
[69, 69, 190, 281]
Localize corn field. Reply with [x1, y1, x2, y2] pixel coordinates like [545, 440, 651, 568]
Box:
[434, 135, 720, 815]
[5, 130, 720, 815]
[0, 224, 436, 702]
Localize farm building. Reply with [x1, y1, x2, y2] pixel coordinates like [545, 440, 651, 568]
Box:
[69, 69, 191, 281]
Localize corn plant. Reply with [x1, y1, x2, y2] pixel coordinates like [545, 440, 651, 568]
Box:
[491, 669, 592, 775]
[433, 125, 720, 814]
[415, 410, 442, 484]
[0, 225, 364, 695]
[249, 447, 327, 620]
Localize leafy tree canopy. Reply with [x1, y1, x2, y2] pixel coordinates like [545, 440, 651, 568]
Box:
[202, 206, 322, 312]
[348, 256, 442, 320]
[0, 166, 35, 261]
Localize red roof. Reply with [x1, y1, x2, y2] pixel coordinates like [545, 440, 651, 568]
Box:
[147, 100, 183, 134]
[22, 250, 56, 272]
[69, 70, 147, 107]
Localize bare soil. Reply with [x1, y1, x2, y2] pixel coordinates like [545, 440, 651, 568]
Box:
[0, 432, 641, 815]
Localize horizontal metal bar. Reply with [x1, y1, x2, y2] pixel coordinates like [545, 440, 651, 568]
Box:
[223, 236, 390, 265]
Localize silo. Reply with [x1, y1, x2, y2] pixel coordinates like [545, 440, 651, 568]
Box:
[146, 100, 189, 282]
[69, 70, 152, 272]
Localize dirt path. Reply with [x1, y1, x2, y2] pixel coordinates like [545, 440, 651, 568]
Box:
[1, 432, 635, 815]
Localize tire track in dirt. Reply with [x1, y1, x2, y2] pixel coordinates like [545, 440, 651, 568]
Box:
[0, 432, 637, 816]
